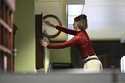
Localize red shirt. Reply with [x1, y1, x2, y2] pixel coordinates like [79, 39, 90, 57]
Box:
[47, 26, 95, 59]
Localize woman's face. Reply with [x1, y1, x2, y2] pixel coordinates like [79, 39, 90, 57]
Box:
[73, 21, 79, 30]
[73, 20, 87, 31]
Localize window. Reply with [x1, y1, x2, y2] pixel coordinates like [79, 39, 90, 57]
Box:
[67, 4, 84, 40]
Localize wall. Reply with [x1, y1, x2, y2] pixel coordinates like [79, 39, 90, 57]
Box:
[14, 0, 35, 72]
[35, 0, 71, 64]
[35, 0, 67, 41]
[83, 0, 125, 40]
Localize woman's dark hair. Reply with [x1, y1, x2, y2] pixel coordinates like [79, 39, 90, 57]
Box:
[74, 14, 87, 21]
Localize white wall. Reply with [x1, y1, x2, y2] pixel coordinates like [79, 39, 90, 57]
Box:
[83, 0, 125, 40]
[35, 0, 67, 41]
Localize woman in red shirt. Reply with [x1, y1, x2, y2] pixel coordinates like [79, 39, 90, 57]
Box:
[41, 14, 103, 72]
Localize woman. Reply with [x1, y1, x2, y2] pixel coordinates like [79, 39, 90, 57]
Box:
[41, 14, 103, 72]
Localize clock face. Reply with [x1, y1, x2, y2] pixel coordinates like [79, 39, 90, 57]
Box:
[42, 15, 62, 38]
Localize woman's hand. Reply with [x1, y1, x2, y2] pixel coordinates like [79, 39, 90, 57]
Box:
[44, 21, 57, 28]
[40, 38, 49, 47]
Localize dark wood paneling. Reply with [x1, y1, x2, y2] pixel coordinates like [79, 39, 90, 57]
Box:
[35, 14, 44, 69]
